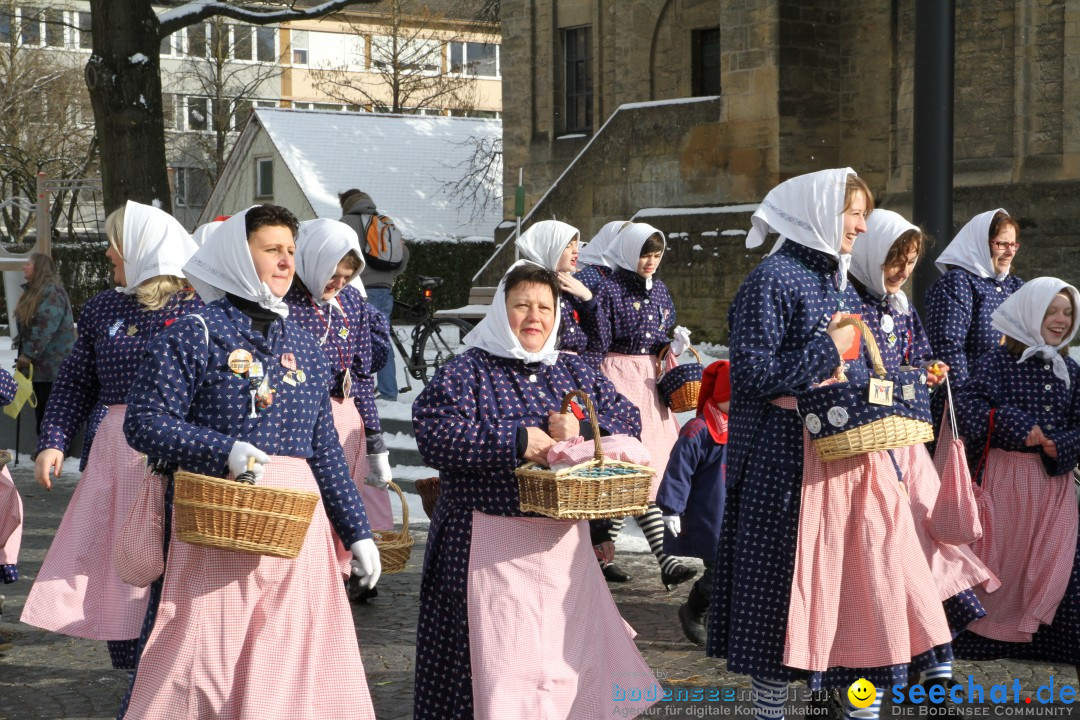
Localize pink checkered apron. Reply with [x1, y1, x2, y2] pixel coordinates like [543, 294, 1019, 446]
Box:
[21, 406, 150, 640]
[966, 449, 1078, 642]
[0, 467, 22, 566]
[776, 397, 953, 671]
[600, 352, 680, 498]
[330, 398, 392, 531]
[124, 456, 375, 720]
[467, 512, 661, 720]
[891, 442, 1000, 599]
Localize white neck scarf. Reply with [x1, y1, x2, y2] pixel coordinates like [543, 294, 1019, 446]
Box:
[296, 218, 365, 311]
[934, 208, 1008, 279]
[515, 220, 579, 271]
[746, 167, 856, 291]
[578, 220, 627, 268]
[116, 200, 198, 294]
[607, 222, 665, 290]
[183, 207, 291, 317]
[463, 260, 562, 366]
[849, 208, 919, 315]
[991, 276, 1080, 387]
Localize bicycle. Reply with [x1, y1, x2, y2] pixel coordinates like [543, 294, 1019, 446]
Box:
[388, 275, 472, 391]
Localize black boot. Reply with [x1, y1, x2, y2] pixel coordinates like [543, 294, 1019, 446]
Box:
[677, 602, 707, 645]
[660, 563, 697, 591]
[601, 562, 631, 582]
[346, 575, 379, 603]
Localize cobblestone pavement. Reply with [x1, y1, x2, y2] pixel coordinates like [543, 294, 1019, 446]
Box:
[2, 463, 1078, 719]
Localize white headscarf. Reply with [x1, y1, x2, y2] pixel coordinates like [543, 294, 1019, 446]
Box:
[578, 220, 627, 268]
[115, 200, 198, 293]
[296, 218, 365, 310]
[849, 208, 919, 315]
[515, 220, 579, 271]
[745, 167, 857, 290]
[183, 206, 291, 317]
[607, 222, 666, 290]
[934, 208, 1008, 279]
[991, 277, 1080, 388]
[462, 260, 561, 366]
[192, 219, 224, 247]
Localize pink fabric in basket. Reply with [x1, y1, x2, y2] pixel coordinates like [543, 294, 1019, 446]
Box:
[546, 435, 651, 470]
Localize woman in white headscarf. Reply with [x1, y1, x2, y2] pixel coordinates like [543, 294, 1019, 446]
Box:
[849, 209, 999, 691]
[590, 221, 696, 589]
[21, 201, 202, 672]
[116, 204, 380, 719]
[710, 169, 954, 720]
[924, 210, 1024, 410]
[953, 277, 1080, 669]
[287, 218, 392, 602]
[411, 260, 656, 720]
[575, 219, 628, 293]
[515, 219, 603, 368]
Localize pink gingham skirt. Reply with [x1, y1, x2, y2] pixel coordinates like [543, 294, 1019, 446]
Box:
[892, 442, 999, 599]
[21, 406, 150, 640]
[0, 467, 22, 565]
[330, 398, 392, 531]
[125, 455, 375, 720]
[784, 423, 952, 670]
[601, 353, 680, 498]
[967, 449, 1078, 642]
[468, 512, 661, 720]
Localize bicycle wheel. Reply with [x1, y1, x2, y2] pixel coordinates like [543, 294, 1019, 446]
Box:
[417, 318, 472, 383]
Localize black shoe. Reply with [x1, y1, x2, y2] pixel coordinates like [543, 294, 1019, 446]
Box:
[601, 562, 631, 582]
[345, 576, 379, 604]
[677, 602, 707, 645]
[661, 563, 697, 591]
[0, 633, 12, 652]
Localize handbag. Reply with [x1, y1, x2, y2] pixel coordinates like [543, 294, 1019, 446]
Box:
[927, 374, 983, 545]
[797, 317, 934, 461]
[3, 365, 36, 419]
[113, 464, 167, 587]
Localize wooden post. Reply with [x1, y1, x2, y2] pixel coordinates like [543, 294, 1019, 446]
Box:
[35, 172, 50, 256]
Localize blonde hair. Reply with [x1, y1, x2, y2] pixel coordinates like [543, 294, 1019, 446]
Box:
[105, 203, 188, 311]
[340, 252, 363, 273]
[14, 252, 62, 327]
[845, 174, 875, 214]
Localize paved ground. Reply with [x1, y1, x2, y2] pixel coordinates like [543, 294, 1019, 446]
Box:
[2, 463, 1078, 719]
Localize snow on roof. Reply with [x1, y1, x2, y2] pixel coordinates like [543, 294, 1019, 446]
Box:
[255, 107, 503, 240]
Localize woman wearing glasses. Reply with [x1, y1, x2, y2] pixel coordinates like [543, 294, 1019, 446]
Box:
[925, 210, 1024, 444]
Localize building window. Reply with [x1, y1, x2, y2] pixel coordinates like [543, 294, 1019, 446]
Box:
[563, 26, 592, 133]
[290, 29, 308, 65]
[20, 6, 41, 46]
[449, 41, 499, 77]
[187, 96, 209, 131]
[43, 7, 61, 47]
[255, 26, 276, 62]
[76, 10, 91, 49]
[692, 28, 720, 97]
[162, 93, 176, 129]
[255, 157, 273, 198]
[187, 22, 207, 57]
[173, 167, 211, 208]
[233, 24, 252, 60]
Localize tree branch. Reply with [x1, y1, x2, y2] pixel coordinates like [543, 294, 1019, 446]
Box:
[158, 1, 381, 37]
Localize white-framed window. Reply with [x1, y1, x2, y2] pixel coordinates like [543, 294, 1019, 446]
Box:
[255, 26, 276, 62]
[186, 96, 209, 131]
[370, 35, 441, 73]
[309, 31, 363, 72]
[76, 10, 90, 49]
[186, 21, 207, 57]
[162, 93, 176, 129]
[255, 157, 273, 198]
[448, 41, 499, 77]
[19, 6, 41, 46]
[43, 7, 61, 47]
[290, 29, 308, 65]
[232, 24, 252, 60]
[173, 167, 211, 208]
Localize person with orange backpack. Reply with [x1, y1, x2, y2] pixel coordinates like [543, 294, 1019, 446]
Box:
[339, 189, 410, 401]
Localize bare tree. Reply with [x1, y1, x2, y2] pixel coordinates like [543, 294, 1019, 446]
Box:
[308, 0, 476, 115]
[166, 16, 281, 186]
[0, 3, 97, 241]
[85, 0, 380, 213]
[439, 133, 501, 225]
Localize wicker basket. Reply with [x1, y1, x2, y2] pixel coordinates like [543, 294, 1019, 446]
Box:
[173, 470, 320, 559]
[656, 345, 704, 413]
[800, 317, 934, 462]
[373, 481, 413, 574]
[516, 390, 653, 520]
[415, 476, 440, 519]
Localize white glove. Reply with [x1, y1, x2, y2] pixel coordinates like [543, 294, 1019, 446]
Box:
[670, 326, 692, 356]
[349, 538, 382, 591]
[662, 515, 681, 537]
[228, 441, 270, 481]
[365, 452, 392, 489]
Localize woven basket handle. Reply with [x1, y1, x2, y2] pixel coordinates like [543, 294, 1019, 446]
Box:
[656, 343, 701, 376]
[836, 316, 886, 378]
[388, 480, 408, 531]
[561, 389, 603, 464]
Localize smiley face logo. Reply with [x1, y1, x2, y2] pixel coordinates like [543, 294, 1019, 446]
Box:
[847, 678, 876, 709]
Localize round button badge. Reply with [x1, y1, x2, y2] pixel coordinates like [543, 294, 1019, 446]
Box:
[804, 413, 822, 434]
[827, 406, 850, 428]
